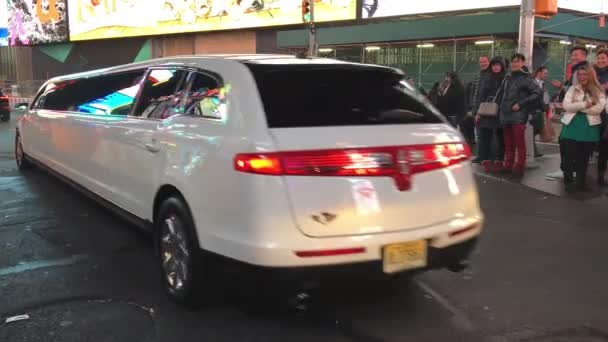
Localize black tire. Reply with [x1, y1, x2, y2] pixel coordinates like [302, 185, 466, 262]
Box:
[156, 195, 214, 307]
[15, 133, 32, 170]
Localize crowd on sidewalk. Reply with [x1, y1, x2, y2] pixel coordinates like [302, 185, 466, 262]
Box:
[426, 46, 608, 193]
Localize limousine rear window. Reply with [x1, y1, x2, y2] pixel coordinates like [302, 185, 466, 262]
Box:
[245, 63, 442, 128]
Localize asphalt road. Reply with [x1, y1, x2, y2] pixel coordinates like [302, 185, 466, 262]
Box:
[1, 116, 608, 342]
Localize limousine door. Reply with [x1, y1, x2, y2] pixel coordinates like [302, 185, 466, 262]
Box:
[98, 68, 187, 219]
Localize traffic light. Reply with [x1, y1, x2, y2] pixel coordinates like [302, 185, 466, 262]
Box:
[302, 0, 311, 22]
[535, 0, 558, 19]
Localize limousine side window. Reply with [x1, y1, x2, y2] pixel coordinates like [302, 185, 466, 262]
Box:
[183, 72, 225, 120]
[38, 70, 146, 115]
[133, 69, 188, 119]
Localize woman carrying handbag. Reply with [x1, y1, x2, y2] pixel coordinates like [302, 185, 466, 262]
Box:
[476, 57, 507, 173]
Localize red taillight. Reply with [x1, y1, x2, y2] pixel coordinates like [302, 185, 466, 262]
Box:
[234, 143, 470, 191]
[234, 154, 283, 175]
[295, 247, 366, 258]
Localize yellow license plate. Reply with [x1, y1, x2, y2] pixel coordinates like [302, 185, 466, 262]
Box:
[383, 240, 427, 274]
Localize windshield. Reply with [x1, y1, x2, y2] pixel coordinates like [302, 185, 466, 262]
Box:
[245, 63, 443, 128]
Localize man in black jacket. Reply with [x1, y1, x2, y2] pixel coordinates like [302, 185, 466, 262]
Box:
[500, 53, 542, 177]
[595, 48, 608, 186]
[467, 56, 491, 157]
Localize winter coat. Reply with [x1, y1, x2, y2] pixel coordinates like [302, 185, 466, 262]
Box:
[433, 80, 466, 120]
[477, 58, 507, 128]
[470, 69, 491, 115]
[500, 69, 542, 126]
[594, 65, 608, 128]
[562, 84, 606, 126]
[594, 65, 608, 86]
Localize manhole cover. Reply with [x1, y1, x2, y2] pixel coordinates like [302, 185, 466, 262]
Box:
[524, 327, 608, 342]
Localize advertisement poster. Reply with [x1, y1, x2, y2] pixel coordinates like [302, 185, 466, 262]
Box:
[7, 0, 69, 46]
[362, 0, 519, 19]
[68, 0, 356, 41]
[0, 0, 8, 46]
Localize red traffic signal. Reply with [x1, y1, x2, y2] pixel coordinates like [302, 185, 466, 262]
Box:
[302, 0, 311, 22]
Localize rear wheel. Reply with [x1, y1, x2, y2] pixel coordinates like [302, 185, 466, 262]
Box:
[15, 133, 32, 170]
[156, 195, 214, 307]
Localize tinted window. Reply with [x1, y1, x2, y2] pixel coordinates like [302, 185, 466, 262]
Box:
[246, 64, 442, 128]
[40, 70, 145, 115]
[183, 72, 224, 119]
[133, 69, 188, 119]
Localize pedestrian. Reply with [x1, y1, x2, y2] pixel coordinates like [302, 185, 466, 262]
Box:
[432, 71, 466, 128]
[560, 64, 607, 192]
[476, 56, 507, 173]
[500, 53, 542, 178]
[469, 55, 492, 161]
[532, 66, 551, 157]
[546, 47, 590, 181]
[594, 48, 608, 186]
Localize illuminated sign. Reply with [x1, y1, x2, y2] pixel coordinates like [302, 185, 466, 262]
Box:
[559, 0, 608, 14]
[0, 0, 8, 46]
[362, 0, 519, 18]
[68, 0, 357, 42]
[363, 0, 608, 18]
[7, 0, 69, 46]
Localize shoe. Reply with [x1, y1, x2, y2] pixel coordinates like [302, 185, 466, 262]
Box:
[481, 160, 493, 173]
[511, 168, 525, 179]
[493, 161, 504, 173]
[565, 183, 577, 193]
[577, 184, 593, 192]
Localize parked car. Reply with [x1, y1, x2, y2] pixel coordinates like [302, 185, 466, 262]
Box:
[16, 55, 483, 305]
[0, 92, 9, 122]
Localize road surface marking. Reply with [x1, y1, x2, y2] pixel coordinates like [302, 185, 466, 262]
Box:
[415, 278, 477, 332]
[0, 254, 88, 277]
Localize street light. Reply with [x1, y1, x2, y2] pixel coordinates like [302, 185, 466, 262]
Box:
[416, 43, 435, 48]
[559, 40, 572, 45]
[365, 46, 381, 51]
[475, 40, 495, 45]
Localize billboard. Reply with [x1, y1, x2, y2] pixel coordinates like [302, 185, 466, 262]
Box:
[68, 0, 356, 41]
[362, 0, 519, 19]
[559, 0, 608, 14]
[7, 0, 69, 46]
[0, 0, 8, 46]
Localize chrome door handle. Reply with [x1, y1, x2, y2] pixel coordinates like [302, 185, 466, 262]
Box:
[145, 140, 161, 153]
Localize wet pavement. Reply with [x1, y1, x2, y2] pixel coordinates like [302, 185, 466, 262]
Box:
[1, 115, 608, 341]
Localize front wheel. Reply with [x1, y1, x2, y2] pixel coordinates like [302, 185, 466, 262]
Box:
[156, 195, 215, 307]
[15, 134, 32, 170]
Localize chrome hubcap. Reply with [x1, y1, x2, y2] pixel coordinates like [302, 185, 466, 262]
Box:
[160, 216, 190, 291]
[16, 137, 23, 165]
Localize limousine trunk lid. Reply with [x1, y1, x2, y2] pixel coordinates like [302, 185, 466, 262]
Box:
[242, 62, 480, 238]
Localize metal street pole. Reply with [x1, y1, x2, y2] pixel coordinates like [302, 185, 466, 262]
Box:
[308, 0, 317, 57]
[518, 0, 535, 67]
[518, 0, 539, 168]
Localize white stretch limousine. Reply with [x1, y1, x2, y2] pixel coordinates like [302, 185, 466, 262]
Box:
[16, 55, 483, 305]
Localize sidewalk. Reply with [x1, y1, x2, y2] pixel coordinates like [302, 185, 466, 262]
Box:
[473, 146, 607, 202]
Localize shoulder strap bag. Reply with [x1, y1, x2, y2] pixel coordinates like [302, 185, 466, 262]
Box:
[477, 77, 507, 117]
